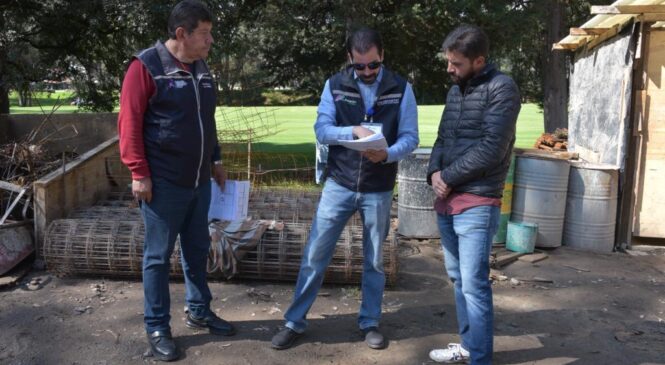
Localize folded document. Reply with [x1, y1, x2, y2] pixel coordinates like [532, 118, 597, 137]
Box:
[337, 133, 388, 152]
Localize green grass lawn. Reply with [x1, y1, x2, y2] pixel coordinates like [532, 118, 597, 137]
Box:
[8, 91, 81, 114]
[218, 104, 543, 155]
[9, 91, 543, 153]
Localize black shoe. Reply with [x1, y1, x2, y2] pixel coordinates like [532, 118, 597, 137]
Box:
[146, 330, 179, 362]
[271, 328, 302, 350]
[186, 312, 237, 336]
[362, 327, 386, 349]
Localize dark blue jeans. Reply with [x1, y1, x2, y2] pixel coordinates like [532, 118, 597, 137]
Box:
[437, 205, 500, 365]
[141, 177, 213, 333]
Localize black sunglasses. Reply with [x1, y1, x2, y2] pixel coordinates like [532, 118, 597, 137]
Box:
[352, 61, 382, 71]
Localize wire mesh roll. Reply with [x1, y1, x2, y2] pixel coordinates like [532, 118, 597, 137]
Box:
[237, 223, 399, 286]
[42, 219, 184, 277]
[68, 206, 142, 220]
[247, 190, 363, 226]
[43, 220, 398, 285]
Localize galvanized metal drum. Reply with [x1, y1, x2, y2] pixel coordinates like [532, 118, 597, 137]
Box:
[397, 148, 439, 238]
[563, 162, 618, 252]
[493, 154, 515, 243]
[511, 156, 570, 247]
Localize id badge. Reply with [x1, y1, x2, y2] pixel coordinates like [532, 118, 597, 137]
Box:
[361, 122, 383, 135]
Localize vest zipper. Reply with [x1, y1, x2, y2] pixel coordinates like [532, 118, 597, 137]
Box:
[355, 88, 370, 193]
[191, 73, 205, 189]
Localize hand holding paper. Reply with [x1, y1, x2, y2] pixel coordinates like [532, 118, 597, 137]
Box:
[338, 133, 388, 152]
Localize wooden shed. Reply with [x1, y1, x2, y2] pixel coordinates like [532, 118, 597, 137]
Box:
[554, 1, 665, 247]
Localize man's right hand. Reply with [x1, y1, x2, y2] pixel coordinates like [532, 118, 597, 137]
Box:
[353, 126, 375, 139]
[431, 171, 451, 199]
[132, 177, 153, 203]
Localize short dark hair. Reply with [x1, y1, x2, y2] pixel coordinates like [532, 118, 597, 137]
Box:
[346, 27, 383, 55]
[167, 0, 213, 39]
[441, 25, 489, 60]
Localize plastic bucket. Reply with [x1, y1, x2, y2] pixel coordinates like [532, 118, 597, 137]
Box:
[506, 221, 538, 253]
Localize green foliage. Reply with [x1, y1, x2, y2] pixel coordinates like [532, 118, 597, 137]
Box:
[1, 0, 608, 112]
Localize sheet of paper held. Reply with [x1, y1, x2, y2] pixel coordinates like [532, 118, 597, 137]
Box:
[337, 133, 388, 152]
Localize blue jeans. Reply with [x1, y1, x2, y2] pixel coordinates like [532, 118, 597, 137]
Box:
[437, 205, 500, 365]
[284, 178, 393, 332]
[141, 177, 213, 333]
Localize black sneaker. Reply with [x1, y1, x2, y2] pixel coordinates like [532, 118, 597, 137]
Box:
[146, 330, 179, 362]
[185, 312, 236, 336]
[271, 328, 302, 350]
[362, 327, 386, 349]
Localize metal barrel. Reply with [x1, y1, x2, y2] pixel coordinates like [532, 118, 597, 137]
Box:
[397, 148, 439, 238]
[563, 162, 618, 252]
[511, 156, 570, 248]
[493, 154, 515, 243]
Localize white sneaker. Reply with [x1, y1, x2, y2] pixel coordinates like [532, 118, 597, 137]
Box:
[429, 343, 470, 363]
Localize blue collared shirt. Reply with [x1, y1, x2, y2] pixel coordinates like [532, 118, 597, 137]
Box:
[313, 67, 419, 163]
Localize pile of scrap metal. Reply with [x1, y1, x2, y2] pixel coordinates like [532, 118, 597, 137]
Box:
[1, 113, 78, 279]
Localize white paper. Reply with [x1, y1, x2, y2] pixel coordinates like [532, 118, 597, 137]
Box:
[337, 133, 388, 152]
[208, 179, 250, 221]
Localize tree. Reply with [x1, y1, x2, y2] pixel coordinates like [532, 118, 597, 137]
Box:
[0, 0, 611, 115]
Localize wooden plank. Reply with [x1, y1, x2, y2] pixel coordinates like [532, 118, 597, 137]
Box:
[641, 13, 665, 22]
[518, 252, 549, 264]
[552, 42, 575, 50]
[592, 5, 665, 15]
[553, 36, 589, 51]
[493, 252, 524, 269]
[633, 29, 665, 238]
[0, 181, 24, 193]
[570, 27, 610, 36]
[32, 137, 120, 253]
[513, 276, 554, 283]
[586, 17, 633, 50]
[616, 23, 644, 249]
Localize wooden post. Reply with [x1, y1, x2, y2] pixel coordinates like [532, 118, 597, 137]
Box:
[247, 128, 252, 180]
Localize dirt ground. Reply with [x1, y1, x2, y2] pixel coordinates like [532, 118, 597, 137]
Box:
[1, 243, 665, 365]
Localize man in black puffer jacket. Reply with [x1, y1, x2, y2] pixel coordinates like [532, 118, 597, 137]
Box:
[426, 25, 520, 365]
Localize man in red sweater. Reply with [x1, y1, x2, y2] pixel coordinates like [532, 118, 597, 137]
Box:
[118, 1, 234, 361]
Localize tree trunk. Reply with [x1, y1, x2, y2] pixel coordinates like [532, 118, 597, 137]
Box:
[542, 0, 568, 133]
[18, 85, 32, 107]
[0, 86, 9, 114]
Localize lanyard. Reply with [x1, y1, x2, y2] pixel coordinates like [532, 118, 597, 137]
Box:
[364, 106, 375, 122]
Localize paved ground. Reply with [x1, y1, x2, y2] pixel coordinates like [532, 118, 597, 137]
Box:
[1, 243, 664, 365]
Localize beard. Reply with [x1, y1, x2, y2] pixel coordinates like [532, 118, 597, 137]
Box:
[449, 71, 473, 86]
[359, 74, 378, 84]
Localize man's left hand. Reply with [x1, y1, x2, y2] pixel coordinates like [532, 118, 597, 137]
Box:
[212, 164, 226, 189]
[431, 171, 451, 199]
[362, 149, 388, 163]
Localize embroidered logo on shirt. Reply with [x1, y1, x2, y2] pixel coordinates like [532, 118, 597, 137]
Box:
[201, 82, 213, 88]
[174, 80, 187, 88]
[377, 98, 400, 106]
[334, 95, 358, 105]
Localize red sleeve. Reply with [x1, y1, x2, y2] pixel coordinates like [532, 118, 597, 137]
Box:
[118, 59, 155, 180]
